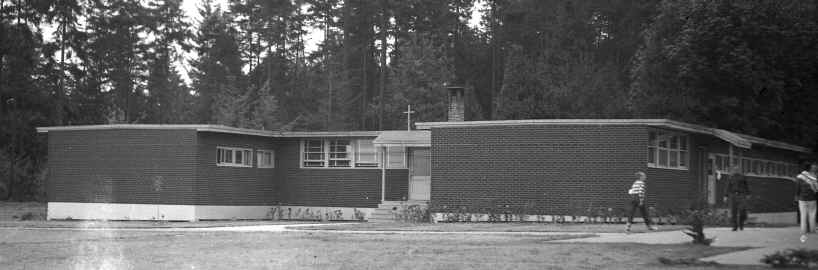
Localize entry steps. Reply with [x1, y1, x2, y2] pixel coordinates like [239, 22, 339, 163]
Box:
[369, 200, 428, 223]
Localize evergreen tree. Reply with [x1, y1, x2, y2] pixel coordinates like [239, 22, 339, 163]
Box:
[191, 2, 245, 125]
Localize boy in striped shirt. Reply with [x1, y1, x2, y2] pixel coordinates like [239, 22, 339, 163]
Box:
[627, 171, 658, 232]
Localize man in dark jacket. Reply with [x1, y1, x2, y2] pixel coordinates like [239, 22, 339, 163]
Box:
[723, 166, 750, 231]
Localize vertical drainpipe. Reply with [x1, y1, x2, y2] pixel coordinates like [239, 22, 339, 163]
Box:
[381, 146, 386, 203]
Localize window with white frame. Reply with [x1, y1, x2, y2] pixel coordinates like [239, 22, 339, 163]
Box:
[355, 140, 379, 167]
[647, 131, 689, 170]
[256, 150, 275, 168]
[328, 140, 352, 167]
[301, 139, 381, 168]
[217, 146, 253, 167]
[712, 153, 797, 179]
[302, 139, 325, 167]
[386, 146, 406, 169]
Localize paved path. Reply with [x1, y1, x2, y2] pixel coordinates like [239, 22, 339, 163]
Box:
[553, 227, 818, 266]
[5, 223, 608, 236]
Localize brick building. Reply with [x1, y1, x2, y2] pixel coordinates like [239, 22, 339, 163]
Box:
[37, 89, 811, 223]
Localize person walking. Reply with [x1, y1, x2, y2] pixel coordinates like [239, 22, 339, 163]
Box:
[796, 162, 818, 243]
[626, 171, 658, 232]
[723, 166, 750, 231]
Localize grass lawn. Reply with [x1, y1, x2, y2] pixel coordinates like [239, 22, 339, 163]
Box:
[0, 228, 760, 270]
[294, 222, 688, 233]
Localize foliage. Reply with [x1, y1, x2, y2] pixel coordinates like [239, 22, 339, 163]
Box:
[393, 204, 431, 223]
[675, 207, 728, 245]
[630, 0, 818, 147]
[3, 0, 818, 201]
[762, 249, 818, 268]
[657, 257, 718, 266]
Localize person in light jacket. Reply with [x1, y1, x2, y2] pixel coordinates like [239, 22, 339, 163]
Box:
[796, 162, 818, 242]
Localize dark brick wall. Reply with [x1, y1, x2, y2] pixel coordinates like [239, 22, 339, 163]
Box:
[47, 129, 198, 204]
[645, 128, 703, 212]
[195, 132, 279, 205]
[430, 125, 654, 215]
[276, 138, 408, 208]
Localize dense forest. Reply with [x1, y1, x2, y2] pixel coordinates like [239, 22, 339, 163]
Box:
[1, 0, 818, 201]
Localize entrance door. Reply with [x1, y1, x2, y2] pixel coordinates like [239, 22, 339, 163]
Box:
[409, 148, 431, 201]
[706, 154, 717, 205]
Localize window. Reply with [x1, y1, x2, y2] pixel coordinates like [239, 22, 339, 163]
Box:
[386, 146, 406, 169]
[303, 140, 325, 167]
[714, 154, 797, 179]
[217, 146, 252, 167]
[257, 150, 275, 168]
[301, 139, 381, 168]
[647, 131, 689, 170]
[328, 140, 352, 167]
[355, 140, 379, 167]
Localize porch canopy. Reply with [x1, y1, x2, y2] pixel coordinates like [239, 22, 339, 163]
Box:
[373, 130, 431, 147]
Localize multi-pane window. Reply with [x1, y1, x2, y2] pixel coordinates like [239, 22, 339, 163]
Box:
[647, 131, 689, 170]
[303, 140, 326, 167]
[713, 153, 797, 179]
[355, 140, 379, 167]
[301, 139, 381, 168]
[217, 146, 252, 167]
[328, 140, 352, 167]
[256, 150, 275, 168]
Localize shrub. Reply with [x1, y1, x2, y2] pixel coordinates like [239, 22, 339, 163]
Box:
[18, 211, 42, 221]
[676, 207, 725, 245]
[394, 204, 431, 223]
[658, 257, 719, 266]
[762, 249, 818, 268]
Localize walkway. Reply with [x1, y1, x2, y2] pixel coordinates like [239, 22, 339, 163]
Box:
[552, 227, 818, 266]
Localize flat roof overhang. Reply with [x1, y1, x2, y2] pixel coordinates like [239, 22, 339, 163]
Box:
[415, 119, 810, 154]
[372, 130, 431, 147]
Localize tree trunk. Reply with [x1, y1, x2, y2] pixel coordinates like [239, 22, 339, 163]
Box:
[378, 1, 387, 130]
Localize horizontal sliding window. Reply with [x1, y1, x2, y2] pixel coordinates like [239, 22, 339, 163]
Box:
[355, 139, 379, 167]
[301, 139, 380, 168]
[217, 146, 253, 167]
[647, 131, 689, 170]
[712, 153, 797, 179]
[329, 140, 352, 168]
[303, 139, 325, 167]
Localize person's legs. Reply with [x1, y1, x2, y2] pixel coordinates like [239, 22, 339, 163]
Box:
[808, 200, 817, 233]
[800, 200, 810, 234]
[730, 196, 739, 230]
[626, 200, 638, 231]
[639, 204, 651, 226]
[738, 197, 748, 230]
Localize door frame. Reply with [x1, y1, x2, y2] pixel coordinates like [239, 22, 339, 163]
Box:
[705, 153, 718, 205]
[407, 147, 431, 201]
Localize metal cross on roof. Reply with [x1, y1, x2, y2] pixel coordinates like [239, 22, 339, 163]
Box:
[403, 105, 415, 131]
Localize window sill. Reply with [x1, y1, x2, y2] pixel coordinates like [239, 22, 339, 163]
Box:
[299, 166, 384, 170]
[217, 163, 253, 168]
[647, 164, 689, 171]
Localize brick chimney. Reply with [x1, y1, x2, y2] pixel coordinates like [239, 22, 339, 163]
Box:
[446, 85, 465, 122]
